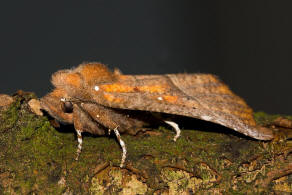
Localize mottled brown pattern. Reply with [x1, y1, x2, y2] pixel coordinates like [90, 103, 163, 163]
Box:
[40, 62, 274, 140]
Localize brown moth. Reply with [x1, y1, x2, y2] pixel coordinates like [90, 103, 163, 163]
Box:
[40, 62, 274, 167]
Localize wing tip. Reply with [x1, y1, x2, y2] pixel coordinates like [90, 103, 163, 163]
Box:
[249, 126, 274, 140]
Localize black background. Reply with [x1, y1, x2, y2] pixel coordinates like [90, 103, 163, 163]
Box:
[0, 1, 291, 114]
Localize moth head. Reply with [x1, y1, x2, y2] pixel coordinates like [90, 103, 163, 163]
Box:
[40, 88, 74, 124]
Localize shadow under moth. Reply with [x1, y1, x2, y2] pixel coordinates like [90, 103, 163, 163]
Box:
[41, 62, 274, 167]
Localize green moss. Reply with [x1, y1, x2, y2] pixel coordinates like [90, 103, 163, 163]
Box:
[254, 111, 292, 125]
[0, 95, 291, 194]
[254, 111, 280, 125]
[0, 99, 20, 131]
[0, 96, 76, 194]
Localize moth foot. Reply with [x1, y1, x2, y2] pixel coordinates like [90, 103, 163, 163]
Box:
[164, 120, 181, 142]
[75, 129, 83, 160]
[113, 127, 127, 168]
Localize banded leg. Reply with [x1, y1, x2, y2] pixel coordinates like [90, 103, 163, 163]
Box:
[164, 120, 181, 141]
[113, 127, 127, 168]
[75, 129, 83, 160]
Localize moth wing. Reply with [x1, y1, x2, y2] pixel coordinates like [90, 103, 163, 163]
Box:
[89, 74, 273, 140]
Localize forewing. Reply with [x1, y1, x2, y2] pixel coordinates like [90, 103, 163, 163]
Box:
[86, 73, 273, 140]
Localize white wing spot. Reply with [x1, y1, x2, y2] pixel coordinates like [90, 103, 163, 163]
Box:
[96, 114, 100, 118]
[157, 97, 163, 101]
[94, 86, 100, 91]
[201, 115, 212, 121]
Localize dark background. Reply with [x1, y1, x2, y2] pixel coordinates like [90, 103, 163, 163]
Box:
[0, 1, 291, 114]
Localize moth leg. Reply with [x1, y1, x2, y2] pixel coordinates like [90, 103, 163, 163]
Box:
[113, 127, 127, 168]
[75, 129, 83, 160]
[73, 104, 106, 161]
[164, 120, 181, 141]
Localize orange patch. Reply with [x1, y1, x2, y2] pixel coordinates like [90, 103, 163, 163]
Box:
[163, 95, 178, 103]
[103, 93, 122, 103]
[65, 73, 81, 88]
[101, 84, 166, 93]
[101, 84, 134, 93]
[137, 85, 166, 93]
[51, 88, 67, 97]
[80, 63, 113, 84]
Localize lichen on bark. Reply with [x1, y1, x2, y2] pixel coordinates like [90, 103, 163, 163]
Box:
[0, 92, 291, 194]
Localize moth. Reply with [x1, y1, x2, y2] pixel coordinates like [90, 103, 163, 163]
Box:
[40, 62, 274, 167]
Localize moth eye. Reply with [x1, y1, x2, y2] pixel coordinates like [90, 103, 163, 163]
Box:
[62, 101, 73, 113]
